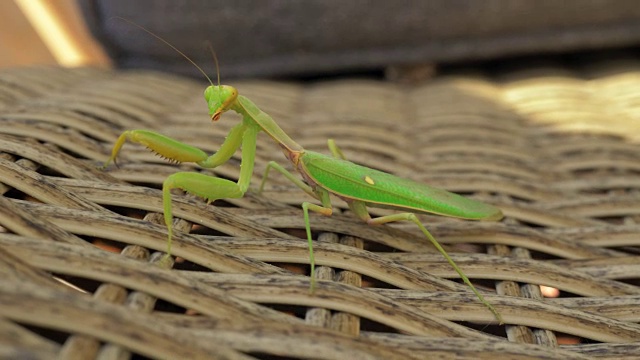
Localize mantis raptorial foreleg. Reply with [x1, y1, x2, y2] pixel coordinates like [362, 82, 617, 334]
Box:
[161, 171, 244, 255]
[103, 123, 261, 257]
[104, 123, 248, 169]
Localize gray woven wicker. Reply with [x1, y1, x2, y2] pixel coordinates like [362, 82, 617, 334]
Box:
[1, 58, 640, 359]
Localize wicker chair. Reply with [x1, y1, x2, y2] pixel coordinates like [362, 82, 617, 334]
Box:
[1, 56, 640, 359]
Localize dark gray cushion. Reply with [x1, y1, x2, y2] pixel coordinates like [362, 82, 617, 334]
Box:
[80, 0, 640, 78]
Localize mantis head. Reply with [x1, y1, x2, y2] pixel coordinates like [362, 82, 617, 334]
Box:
[204, 85, 238, 121]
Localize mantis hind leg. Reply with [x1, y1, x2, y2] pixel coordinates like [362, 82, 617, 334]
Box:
[349, 201, 503, 324]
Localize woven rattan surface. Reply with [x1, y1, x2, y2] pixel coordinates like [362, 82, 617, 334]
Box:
[1, 58, 640, 359]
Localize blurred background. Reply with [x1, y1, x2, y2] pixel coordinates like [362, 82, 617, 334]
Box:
[1, 0, 110, 69]
[4, 0, 640, 80]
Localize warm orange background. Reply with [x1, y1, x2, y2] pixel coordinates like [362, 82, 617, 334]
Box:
[1, 0, 110, 69]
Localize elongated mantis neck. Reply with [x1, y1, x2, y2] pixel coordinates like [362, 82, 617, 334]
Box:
[234, 95, 305, 154]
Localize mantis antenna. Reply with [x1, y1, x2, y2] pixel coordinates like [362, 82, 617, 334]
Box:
[206, 42, 221, 88]
[206, 42, 222, 104]
[113, 17, 215, 87]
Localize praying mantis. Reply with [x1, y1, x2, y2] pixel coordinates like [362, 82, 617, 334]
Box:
[102, 21, 505, 324]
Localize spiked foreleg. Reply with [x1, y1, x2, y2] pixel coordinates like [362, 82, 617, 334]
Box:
[103, 122, 247, 168]
[161, 124, 259, 257]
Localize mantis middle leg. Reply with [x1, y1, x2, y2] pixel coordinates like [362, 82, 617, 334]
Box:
[256, 161, 333, 292]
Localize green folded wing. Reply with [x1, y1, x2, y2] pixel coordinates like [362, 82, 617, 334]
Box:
[301, 151, 503, 220]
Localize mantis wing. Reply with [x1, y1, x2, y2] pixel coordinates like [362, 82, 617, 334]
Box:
[300, 151, 503, 221]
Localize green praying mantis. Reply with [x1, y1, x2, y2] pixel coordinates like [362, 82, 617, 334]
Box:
[102, 21, 505, 324]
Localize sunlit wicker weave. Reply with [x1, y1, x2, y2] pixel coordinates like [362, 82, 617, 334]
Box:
[1, 58, 640, 359]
